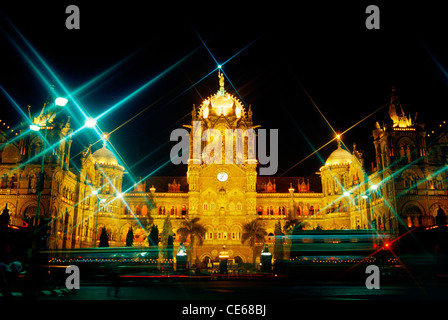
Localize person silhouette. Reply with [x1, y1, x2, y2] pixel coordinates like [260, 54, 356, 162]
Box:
[0, 204, 10, 226]
[436, 205, 447, 226]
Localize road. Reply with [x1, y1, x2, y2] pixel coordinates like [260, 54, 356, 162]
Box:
[38, 278, 448, 300]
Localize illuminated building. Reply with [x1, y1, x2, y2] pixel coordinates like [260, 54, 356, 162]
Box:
[0, 76, 447, 264]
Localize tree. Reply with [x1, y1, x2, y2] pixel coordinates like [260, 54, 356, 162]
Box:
[274, 221, 284, 260]
[148, 224, 159, 246]
[282, 216, 300, 259]
[160, 216, 174, 259]
[147, 224, 159, 259]
[166, 235, 174, 260]
[290, 224, 305, 259]
[283, 216, 300, 234]
[99, 227, 109, 247]
[241, 219, 267, 265]
[126, 227, 134, 247]
[177, 217, 206, 266]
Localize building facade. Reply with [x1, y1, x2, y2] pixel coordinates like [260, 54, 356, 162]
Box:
[1, 78, 447, 264]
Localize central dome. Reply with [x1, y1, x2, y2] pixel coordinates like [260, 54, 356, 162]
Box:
[211, 94, 235, 116]
[325, 143, 352, 166]
[91, 145, 123, 169]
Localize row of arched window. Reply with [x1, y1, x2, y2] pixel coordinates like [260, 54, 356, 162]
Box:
[257, 206, 287, 215]
[205, 231, 242, 241]
[202, 202, 243, 211]
[257, 205, 322, 216]
[158, 205, 187, 216]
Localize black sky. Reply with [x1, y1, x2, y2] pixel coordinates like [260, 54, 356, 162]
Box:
[1, 2, 448, 189]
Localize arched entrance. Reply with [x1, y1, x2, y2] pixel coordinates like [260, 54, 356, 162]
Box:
[402, 203, 424, 228]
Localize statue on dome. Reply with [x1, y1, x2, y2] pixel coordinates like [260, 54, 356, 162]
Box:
[218, 70, 225, 92]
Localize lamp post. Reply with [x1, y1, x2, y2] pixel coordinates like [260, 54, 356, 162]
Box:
[29, 96, 67, 253]
[218, 245, 229, 274]
[91, 190, 104, 248]
[369, 184, 378, 229]
[176, 242, 187, 272]
[260, 244, 272, 273]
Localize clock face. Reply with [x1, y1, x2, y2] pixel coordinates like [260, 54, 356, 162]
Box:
[217, 171, 228, 182]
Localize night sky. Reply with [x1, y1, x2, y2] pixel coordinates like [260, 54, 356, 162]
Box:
[1, 2, 448, 190]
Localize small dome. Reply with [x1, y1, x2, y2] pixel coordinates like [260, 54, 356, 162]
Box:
[91, 145, 123, 169]
[325, 143, 352, 166]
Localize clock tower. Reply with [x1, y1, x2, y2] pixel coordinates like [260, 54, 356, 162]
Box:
[185, 69, 258, 261]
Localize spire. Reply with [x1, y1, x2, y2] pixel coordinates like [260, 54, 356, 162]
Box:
[388, 86, 412, 127]
[248, 104, 253, 121]
[192, 104, 197, 121]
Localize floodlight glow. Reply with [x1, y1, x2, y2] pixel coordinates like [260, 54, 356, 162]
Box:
[116, 193, 123, 199]
[343, 191, 350, 197]
[29, 124, 40, 131]
[91, 190, 98, 195]
[85, 118, 97, 128]
[362, 195, 368, 199]
[100, 198, 106, 203]
[218, 64, 222, 69]
[370, 184, 378, 190]
[55, 97, 68, 106]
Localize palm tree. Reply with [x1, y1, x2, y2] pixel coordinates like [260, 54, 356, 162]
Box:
[241, 219, 267, 265]
[176, 217, 206, 266]
[282, 217, 300, 260]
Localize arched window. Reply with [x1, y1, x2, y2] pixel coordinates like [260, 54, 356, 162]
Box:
[397, 139, 415, 164]
[402, 169, 418, 193]
[309, 205, 315, 215]
[181, 205, 187, 216]
[279, 206, 286, 215]
[257, 206, 263, 215]
[269, 206, 274, 215]
[158, 206, 165, 215]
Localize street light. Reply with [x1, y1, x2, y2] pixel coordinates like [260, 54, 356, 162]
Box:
[92, 192, 107, 248]
[84, 117, 97, 128]
[29, 124, 40, 131]
[55, 97, 68, 107]
[366, 184, 379, 230]
[31, 96, 67, 253]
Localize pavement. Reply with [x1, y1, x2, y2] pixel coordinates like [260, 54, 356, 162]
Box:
[35, 278, 448, 300]
[0, 287, 73, 299]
